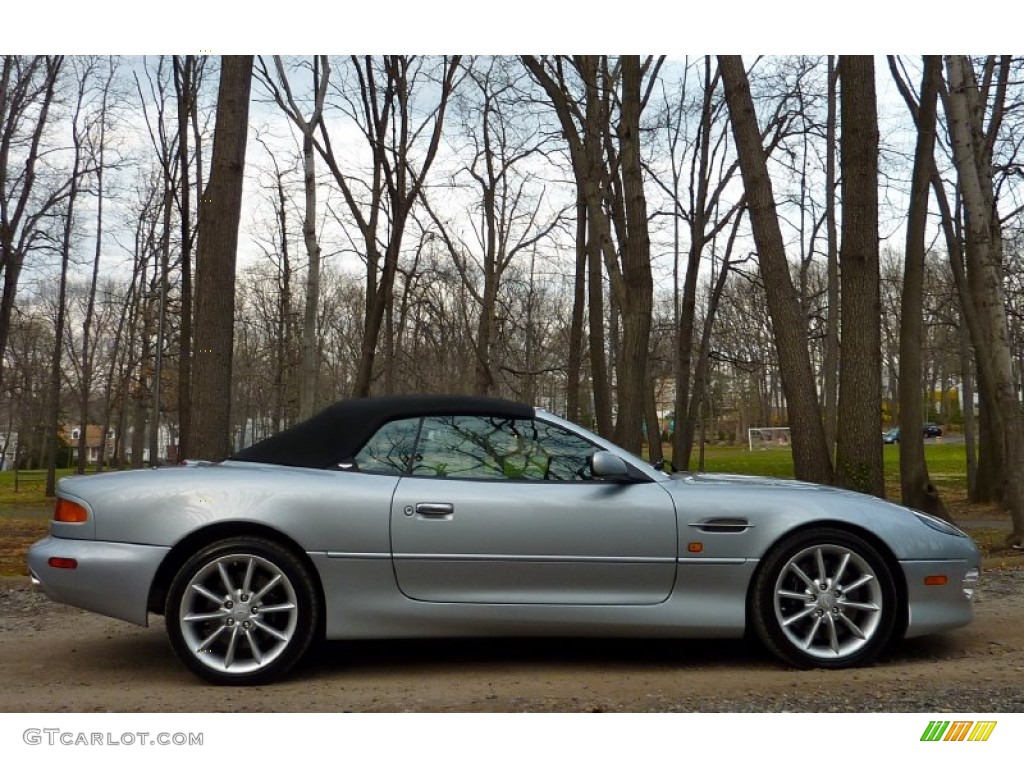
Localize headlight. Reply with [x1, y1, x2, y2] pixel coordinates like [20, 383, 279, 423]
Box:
[912, 510, 969, 537]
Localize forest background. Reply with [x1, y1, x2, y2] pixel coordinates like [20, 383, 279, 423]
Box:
[3, 12, 1024, 544]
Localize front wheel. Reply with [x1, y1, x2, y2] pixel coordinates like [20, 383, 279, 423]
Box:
[165, 537, 320, 685]
[751, 528, 898, 669]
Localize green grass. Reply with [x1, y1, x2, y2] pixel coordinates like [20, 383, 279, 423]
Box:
[691, 441, 979, 517]
[689, 442, 969, 494]
[0, 467, 94, 509]
[0, 467, 102, 576]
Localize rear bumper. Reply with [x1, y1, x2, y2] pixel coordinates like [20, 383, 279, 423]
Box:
[26, 536, 170, 627]
[900, 558, 979, 638]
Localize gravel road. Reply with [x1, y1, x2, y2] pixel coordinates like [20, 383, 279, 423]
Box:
[1, 569, 1021, 712]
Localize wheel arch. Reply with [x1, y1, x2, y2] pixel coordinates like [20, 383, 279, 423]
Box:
[147, 521, 326, 623]
[745, 520, 909, 642]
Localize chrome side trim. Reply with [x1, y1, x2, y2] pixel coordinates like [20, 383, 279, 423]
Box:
[327, 552, 747, 565]
[325, 551, 391, 560]
[391, 553, 676, 564]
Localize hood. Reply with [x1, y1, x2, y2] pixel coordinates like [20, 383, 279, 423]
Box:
[667, 471, 920, 517]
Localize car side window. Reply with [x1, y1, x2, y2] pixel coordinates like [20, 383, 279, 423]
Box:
[353, 417, 421, 475]
[534, 420, 596, 481]
[411, 416, 595, 481]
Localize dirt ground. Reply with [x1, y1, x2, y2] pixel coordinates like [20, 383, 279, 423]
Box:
[0, 566, 1022, 713]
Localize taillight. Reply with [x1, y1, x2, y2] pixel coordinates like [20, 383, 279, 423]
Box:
[48, 557, 78, 569]
[54, 498, 88, 523]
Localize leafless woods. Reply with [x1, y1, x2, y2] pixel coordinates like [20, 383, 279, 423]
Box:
[3, 55, 1024, 542]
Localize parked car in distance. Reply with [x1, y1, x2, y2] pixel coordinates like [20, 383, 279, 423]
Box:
[29, 395, 979, 685]
[883, 424, 944, 443]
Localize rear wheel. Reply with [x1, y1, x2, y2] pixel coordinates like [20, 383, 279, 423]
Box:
[165, 537, 319, 685]
[752, 528, 898, 669]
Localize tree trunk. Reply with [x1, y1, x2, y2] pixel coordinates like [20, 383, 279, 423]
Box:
[612, 56, 654, 454]
[149, 183, 172, 467]
[78, 59, 114, 473]
[835, 56, 885, 497]
[718, 55, 833, 484]
[945, 55, 1024, 544]
[173, 55, 196, 462]
[45, 184, 77, 495]
[959, 319, 977, 498]
[189, 55, 252, 460]
[565, 197, 587, 422]
[299, 125, 322, 416]
[823, 56, 840, 456]
[897, 56, 947, 518]
[588, 216, 612, 436]
[45, 65, 87, 495]
[682, 215, 743, 468]
[645, 367, 663, 465]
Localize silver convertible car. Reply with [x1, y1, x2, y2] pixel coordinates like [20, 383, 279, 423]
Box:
[28, 395, 980, 685]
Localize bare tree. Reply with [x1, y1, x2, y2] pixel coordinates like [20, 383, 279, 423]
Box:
[46, 57, 106, 494]
[523, 55, 664, 452]
[891, 56, 948, 518]
[424, 57, 565, 397]
[251, 134, 301, 430]
[255, 56, 329, 417]
[890, 55, 982, 501]
[75, 58, 118, 473]
[314, 56, 461, 397]
[834, 56, 884, 497]
[190, 56, 253, 460]
[822, 56, 840, 455]
[135, 57, 181, 467]
[647, 58, 747, 469]
[945, 55, 1024, 544]
[718, 55, 833, 484]
[172, 54, 204, 462]
[0, 56, 64, 398]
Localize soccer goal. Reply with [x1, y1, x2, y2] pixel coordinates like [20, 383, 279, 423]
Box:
[748, 427, 792, 451]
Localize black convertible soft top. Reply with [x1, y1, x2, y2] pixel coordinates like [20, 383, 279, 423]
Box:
[230, 394, 535, 469]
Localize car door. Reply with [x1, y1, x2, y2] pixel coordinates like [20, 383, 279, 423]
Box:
[389, 414, 678, 605]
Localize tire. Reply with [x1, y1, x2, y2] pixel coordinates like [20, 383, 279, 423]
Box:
[751, 527, 898, 669]
[165, 536, 320, 685]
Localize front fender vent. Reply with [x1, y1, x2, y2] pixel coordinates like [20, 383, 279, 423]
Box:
[689, 518, 752, 533]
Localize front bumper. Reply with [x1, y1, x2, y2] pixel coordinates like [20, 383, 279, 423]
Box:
[27, 536, 170, 627]
[900, 558, 979, 638]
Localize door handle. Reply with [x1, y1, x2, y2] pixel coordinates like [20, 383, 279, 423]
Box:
[415, 502, 454, 517]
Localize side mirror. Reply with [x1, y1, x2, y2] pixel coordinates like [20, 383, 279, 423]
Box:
[590, 450, 632, 481]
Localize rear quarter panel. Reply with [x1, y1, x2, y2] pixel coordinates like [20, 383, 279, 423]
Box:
[55, 463, 398, 556]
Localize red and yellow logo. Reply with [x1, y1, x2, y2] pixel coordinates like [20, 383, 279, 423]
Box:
[921, 721, 997, 742]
